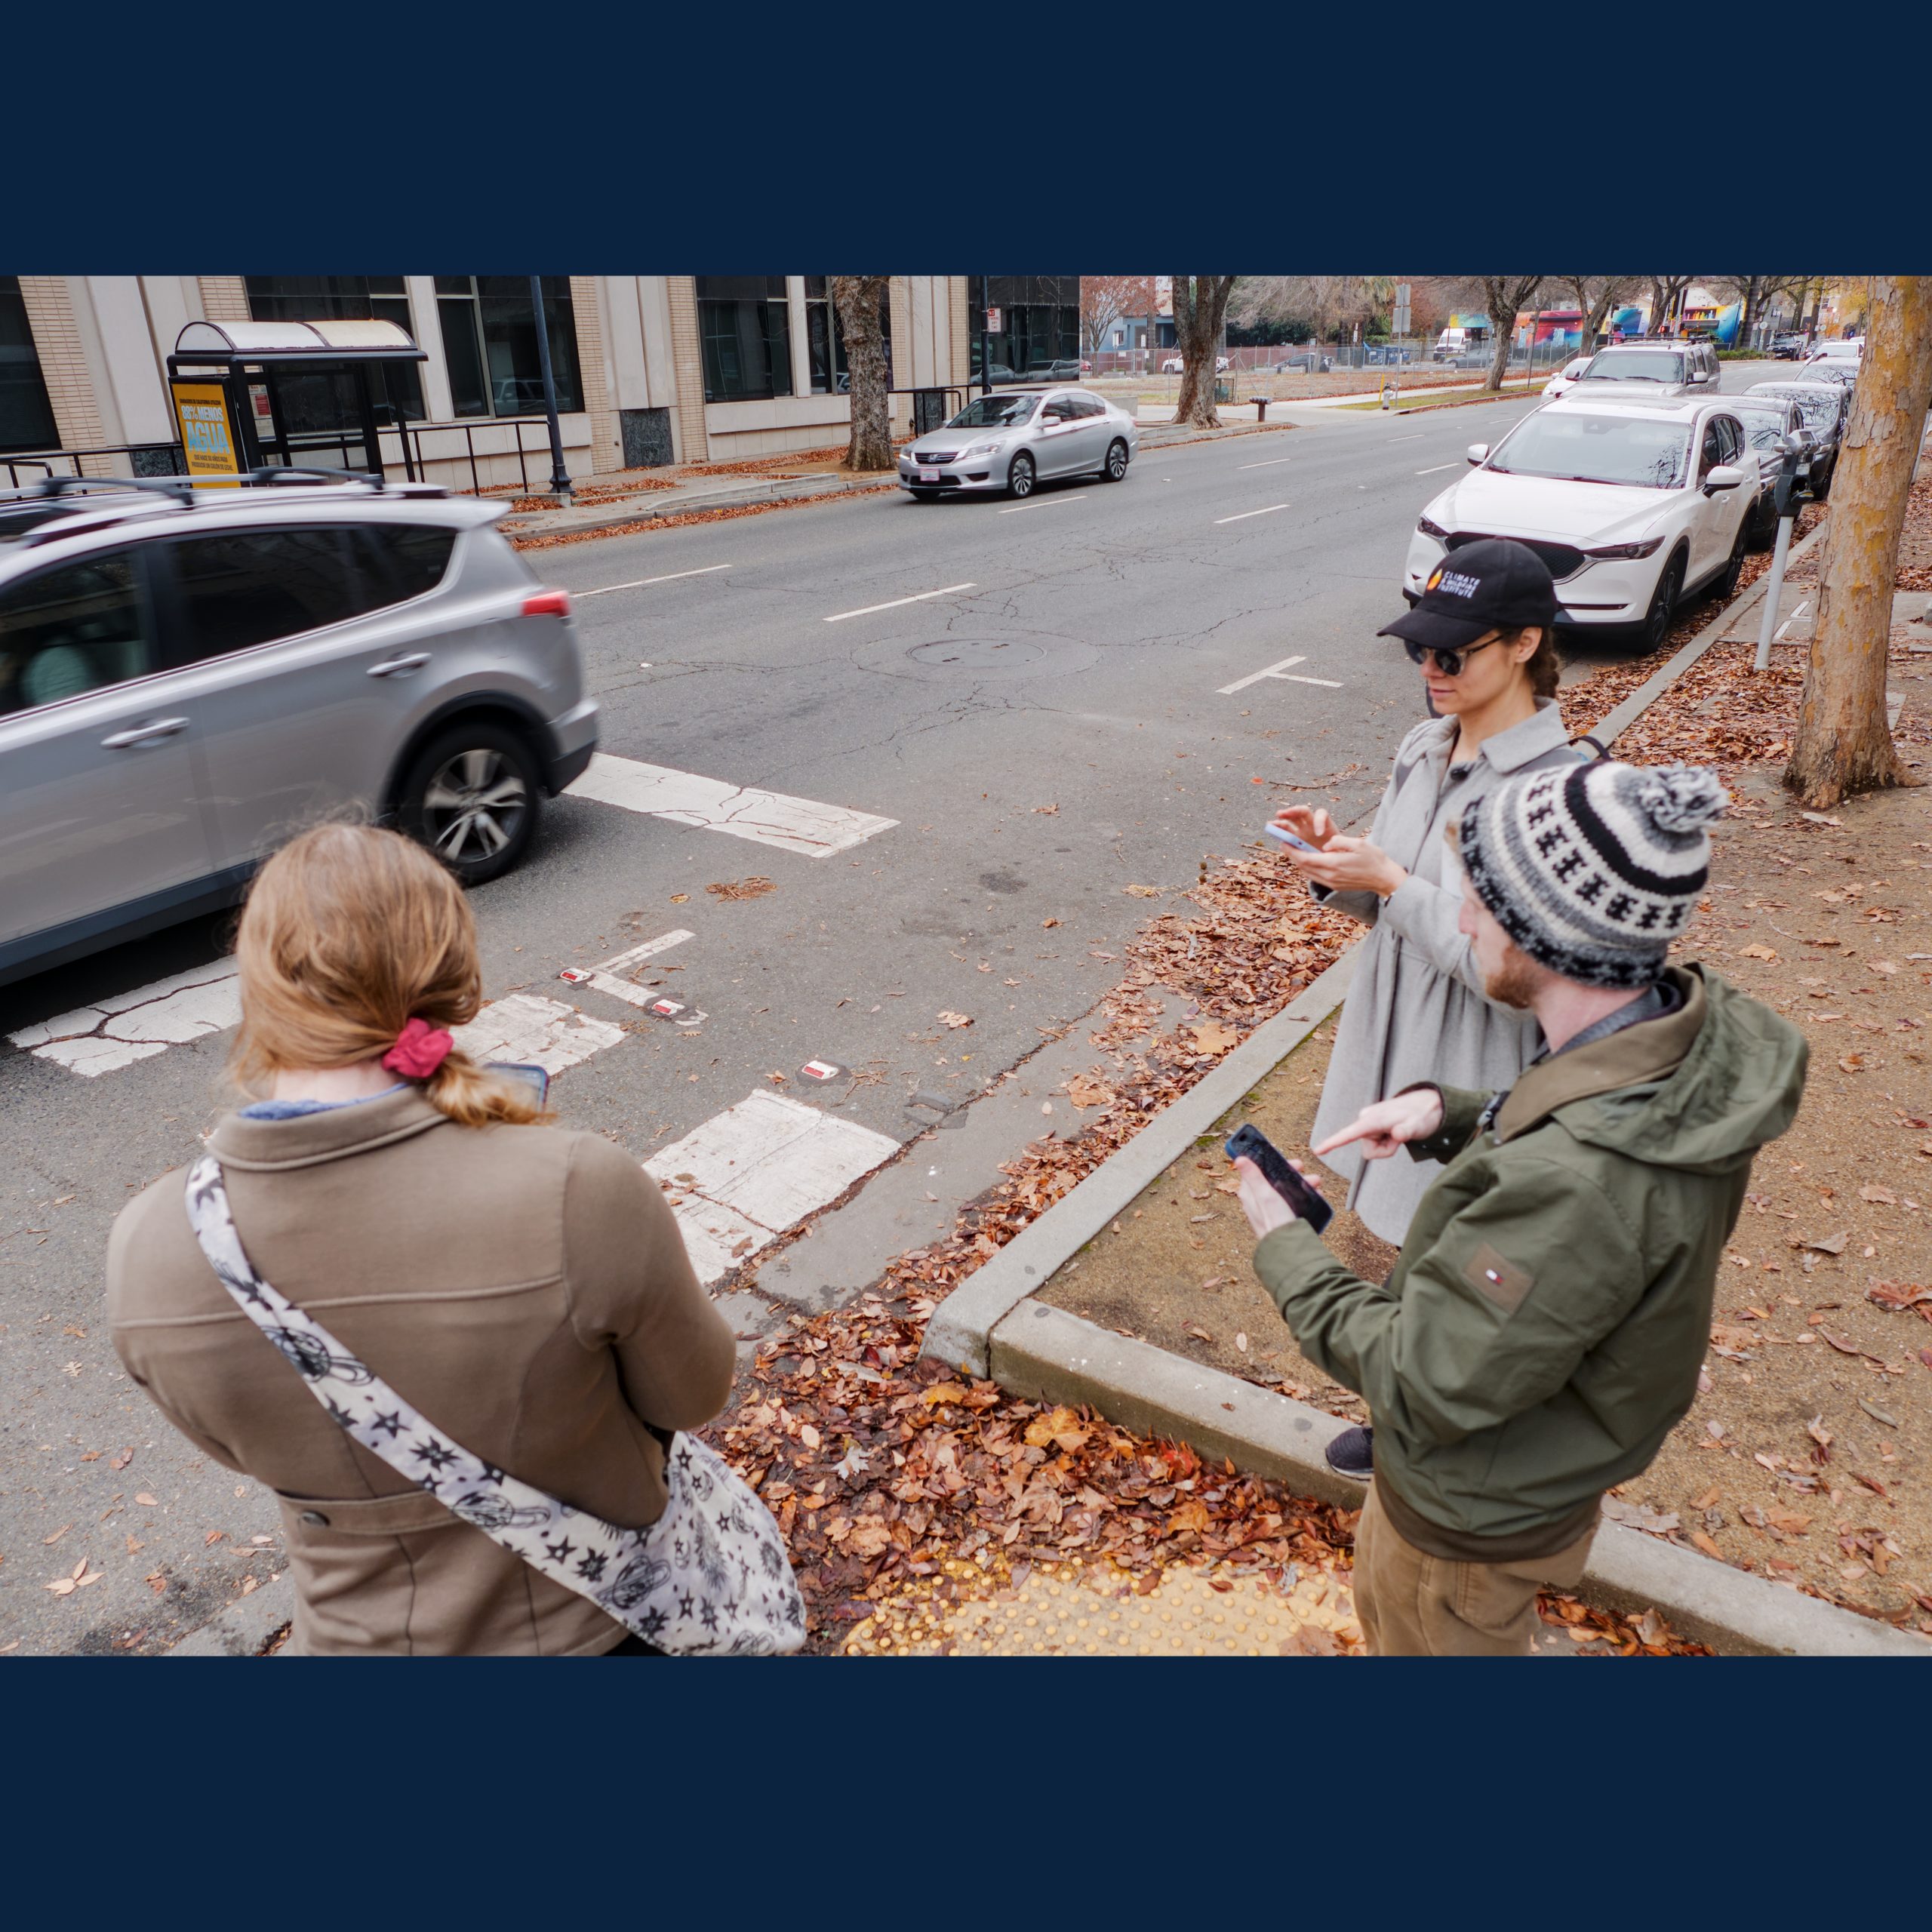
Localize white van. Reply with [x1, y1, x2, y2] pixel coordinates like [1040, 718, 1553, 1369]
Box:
[1433, 327, 1470, 362]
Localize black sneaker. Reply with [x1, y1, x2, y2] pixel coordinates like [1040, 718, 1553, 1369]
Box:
[1324, 1425, 1374, 1481]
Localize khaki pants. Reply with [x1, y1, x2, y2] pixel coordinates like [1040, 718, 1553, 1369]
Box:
[1352, 1484, 1598, 1657]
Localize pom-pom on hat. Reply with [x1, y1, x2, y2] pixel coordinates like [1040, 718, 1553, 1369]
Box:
[1458, 760, 1727, 989]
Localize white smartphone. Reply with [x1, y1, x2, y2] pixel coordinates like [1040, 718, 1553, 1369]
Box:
[1265, 822, 1318, 854]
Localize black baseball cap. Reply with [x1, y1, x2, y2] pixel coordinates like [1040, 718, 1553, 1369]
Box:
[1378, 537, 1558, 654]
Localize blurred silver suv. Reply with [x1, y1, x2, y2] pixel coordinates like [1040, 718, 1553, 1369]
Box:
[0, 472, 597, 987]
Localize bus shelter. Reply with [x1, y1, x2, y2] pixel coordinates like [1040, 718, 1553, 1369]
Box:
[166, 319, 427, 482]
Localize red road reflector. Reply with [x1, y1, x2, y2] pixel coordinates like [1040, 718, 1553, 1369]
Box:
[648, 998, 688, 1020]
[800, 1059, 844, 1081]
[558, 967, 592, 984]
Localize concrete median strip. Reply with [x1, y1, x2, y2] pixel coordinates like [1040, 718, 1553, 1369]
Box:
[926, 518, 1930, 1655]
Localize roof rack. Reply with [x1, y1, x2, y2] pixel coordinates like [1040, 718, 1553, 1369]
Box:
[33, 472, 197, 506]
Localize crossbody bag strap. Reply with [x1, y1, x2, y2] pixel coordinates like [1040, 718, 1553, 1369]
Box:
[181, 1154, 802, 1653]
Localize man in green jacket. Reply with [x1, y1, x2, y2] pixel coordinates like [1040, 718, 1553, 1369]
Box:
[1236, 758, 1806, 1655]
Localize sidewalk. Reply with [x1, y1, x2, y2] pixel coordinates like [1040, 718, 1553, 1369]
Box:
[495, 418, 1297, 550]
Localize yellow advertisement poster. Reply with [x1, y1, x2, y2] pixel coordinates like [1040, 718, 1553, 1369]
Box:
[171, 382, 241, 485]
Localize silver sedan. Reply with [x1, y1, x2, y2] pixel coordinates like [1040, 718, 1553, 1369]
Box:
[897, 388, 1139, 501]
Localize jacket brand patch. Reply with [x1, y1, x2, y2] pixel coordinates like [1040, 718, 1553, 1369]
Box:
[1464, 1242, 1533, 1314]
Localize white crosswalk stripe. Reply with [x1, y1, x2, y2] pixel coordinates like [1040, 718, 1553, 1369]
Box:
[566, 753, 896, 857]
[451, 993, 626, 1075]
[645, 1089, 899, 1285]
[8, 960, 242, 1077]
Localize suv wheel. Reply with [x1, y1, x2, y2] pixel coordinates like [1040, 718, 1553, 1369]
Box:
[397, 721, 540, 885]
[1711, 519, 1749, 603]
[1640, 552, 1685, 654]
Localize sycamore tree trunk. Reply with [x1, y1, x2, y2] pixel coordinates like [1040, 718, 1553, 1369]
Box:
[1785, 276, 1932, 807]
[1480, 275, 1542, 392]
[832, 275, 893, 471]
[1171, 275, 1237, 428]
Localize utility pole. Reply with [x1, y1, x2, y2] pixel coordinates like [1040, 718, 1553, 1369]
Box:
[530, 274, 573, 505]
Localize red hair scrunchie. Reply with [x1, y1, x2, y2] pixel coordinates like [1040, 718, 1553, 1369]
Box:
[382, 1017, 454, 1080]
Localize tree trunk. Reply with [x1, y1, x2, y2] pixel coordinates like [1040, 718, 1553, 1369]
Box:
[1171, 275, 1236, 428]
[1484, 319, 1513, 393]
[832, 275, 894, 472]
[1784, 275, 1932, 807]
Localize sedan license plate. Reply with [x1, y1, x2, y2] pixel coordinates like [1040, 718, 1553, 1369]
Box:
[919, 468, 940, 483]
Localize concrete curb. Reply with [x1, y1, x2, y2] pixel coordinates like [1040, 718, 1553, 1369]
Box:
[992, 1303, 1929, 1657]
[923, 951, 1358, 1377]
[505, 473, 897, 545]
[164, 1573, 292, 1657]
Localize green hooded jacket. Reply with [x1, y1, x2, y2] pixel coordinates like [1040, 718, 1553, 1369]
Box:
[1252, 964, 1807, 1558]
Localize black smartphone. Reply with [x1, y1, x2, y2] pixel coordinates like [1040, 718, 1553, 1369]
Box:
[489, 1061, 551, 1107]
[1226, 1123, 1333, 1233]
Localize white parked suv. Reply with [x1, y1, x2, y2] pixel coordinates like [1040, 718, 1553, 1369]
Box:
[1401, 393, 1760, 654]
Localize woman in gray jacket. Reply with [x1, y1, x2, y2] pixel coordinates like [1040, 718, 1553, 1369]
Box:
[1273, 539, 1583, 1246]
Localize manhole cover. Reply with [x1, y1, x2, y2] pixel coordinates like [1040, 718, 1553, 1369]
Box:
[906, 638, 1046, 671]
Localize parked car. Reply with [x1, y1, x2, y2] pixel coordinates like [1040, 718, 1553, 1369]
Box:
[1746, 379, 1848, 497]
[1721, 394, 1815, 543]
[1798, 340, 1862, 389]
[1021, 359, 1083, 383]
[1401, 393, 1759, 655]
[1159, 355, 1229, 374]
[897, 387, 1138, 501]
[0, 472, 597, 988]
[1572, 340, 1720, 397]
[1770, 331, 1810, 359]
[1541, 356, 1592, 400]
[1433, 327, 1472, 361]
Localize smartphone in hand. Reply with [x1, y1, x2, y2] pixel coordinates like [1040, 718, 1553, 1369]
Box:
[1226, 1123, 1333, 1233]
[1265, 821, 1318, 854]
[489, 1061, 551, 1106]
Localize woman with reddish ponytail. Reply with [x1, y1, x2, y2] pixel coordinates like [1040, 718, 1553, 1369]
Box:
[106, 825, 739, 1656]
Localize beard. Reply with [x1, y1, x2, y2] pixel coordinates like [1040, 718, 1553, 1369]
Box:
[1482, 944, 1545, 1011]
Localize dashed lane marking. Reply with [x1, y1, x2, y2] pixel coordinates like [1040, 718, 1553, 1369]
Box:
[577, 564, 732, 598]
[8, 958, 240, 1076]
[1213, 503, 1289, 525]
[567, 753, 897, 857]
[1216, 654, 1343, 696]
[1414, 463, 1460, 475]
[998, 496, 1086, 514]
[823, 583, 976, 623]
[558, 928, 694, 1008]
[646, 1089, 899, 1285]
[1235, 457, 1293, 470]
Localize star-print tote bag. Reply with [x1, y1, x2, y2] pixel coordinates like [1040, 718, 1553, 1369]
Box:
[183, 1155, 804, 1656]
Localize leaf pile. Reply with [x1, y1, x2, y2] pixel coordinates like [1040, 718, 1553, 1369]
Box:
[708, 1297, 1706, 1654]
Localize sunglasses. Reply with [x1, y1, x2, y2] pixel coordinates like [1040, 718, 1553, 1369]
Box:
[1402, 635, 1500, 678]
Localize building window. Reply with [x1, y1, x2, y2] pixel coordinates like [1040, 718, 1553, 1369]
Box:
[434, 277, 583, 420]
[244, 277, 426, 424]
[804, 277, 835, 395]
[0, 278, 59, 454]
[971, 275, 1080, 380]
[697, 277, 792, 403]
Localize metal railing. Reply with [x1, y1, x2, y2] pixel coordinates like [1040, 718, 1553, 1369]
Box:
[2, 416, 559, 499]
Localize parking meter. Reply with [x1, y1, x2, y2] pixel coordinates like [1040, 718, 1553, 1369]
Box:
[1754, 435, 1811, 670]
[1772, 433, 1811, 517]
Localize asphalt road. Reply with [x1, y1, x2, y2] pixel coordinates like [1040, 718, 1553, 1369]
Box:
[0, 365, 1778, 1652]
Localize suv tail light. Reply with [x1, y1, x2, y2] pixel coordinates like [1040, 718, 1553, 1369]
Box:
[521, 589, 572, 618]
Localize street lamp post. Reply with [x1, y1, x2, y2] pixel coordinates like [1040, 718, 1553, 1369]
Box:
[529, 274, 573, 505]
